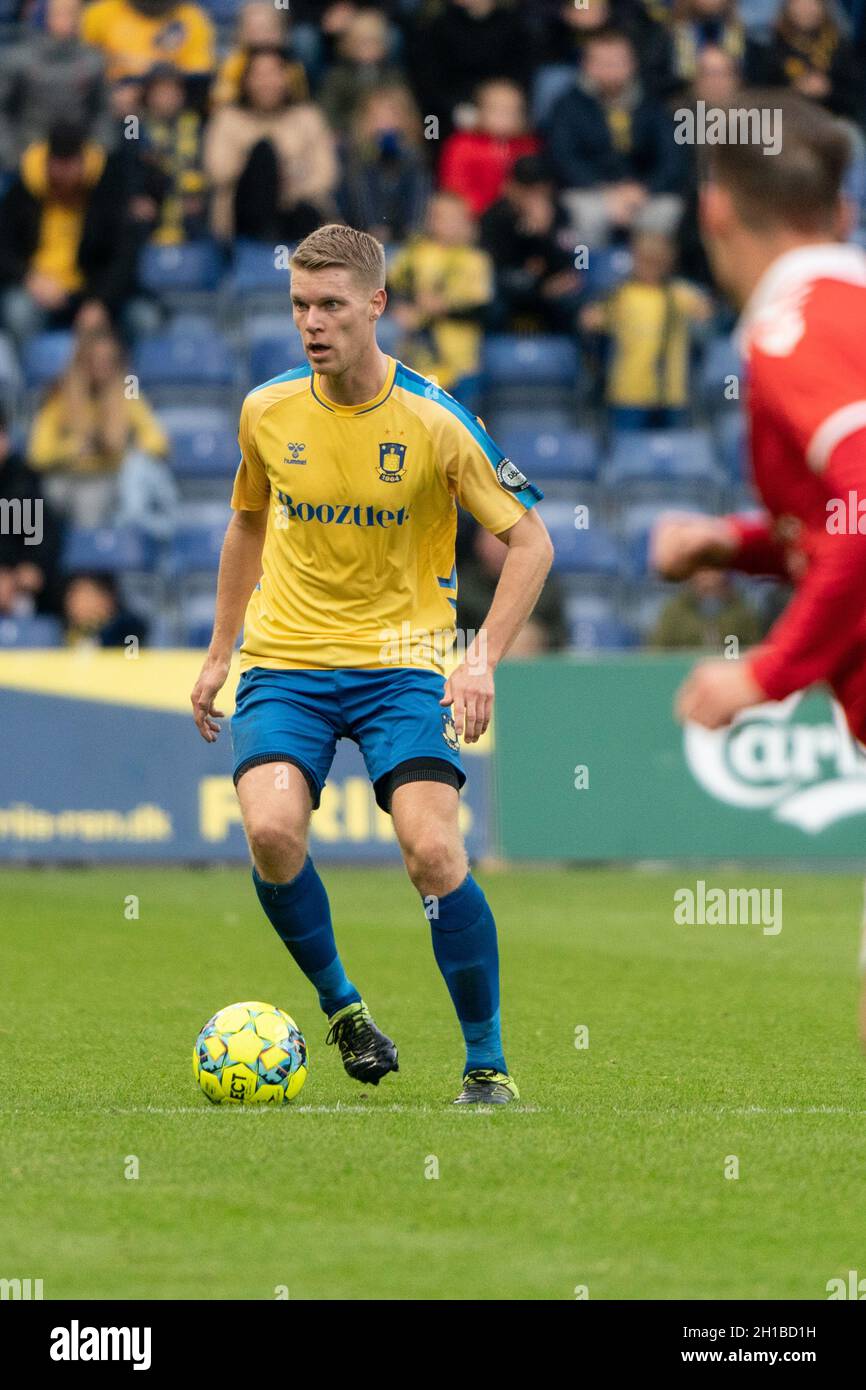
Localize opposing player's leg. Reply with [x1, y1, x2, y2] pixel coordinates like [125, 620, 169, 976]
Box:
[390, 780, 519, 1106]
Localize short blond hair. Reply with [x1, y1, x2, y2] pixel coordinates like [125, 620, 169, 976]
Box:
[290, 224, 386, 290]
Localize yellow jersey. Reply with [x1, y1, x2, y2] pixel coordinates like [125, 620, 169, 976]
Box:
[230, 356, 541, 673]
[603, 279, 706, 408]
[80, 0, 215, 82]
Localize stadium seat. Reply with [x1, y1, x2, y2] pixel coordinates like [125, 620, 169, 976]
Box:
[582, 245, 633, 299]
[62, 526, 152, 574]
[229, 239, 293, 294]
[617, 500, 713, 579]
[483, 334, 579, 389]
[0, 614, 63, 648]
[0, 330, 22, 398]
[498, 426, 599, 483]
[714, 410, 748, 482]
[21, 330, 74, 390]
[134, 330, 236, 391]
[539, 501, 623, 576]
[606, 429, 724, 488]
[158, 405, 239, 479]
[138, 240, 223, 294]
[565, 594, 639, 651]
[247, 315, 307, 386]
[487, 405, 576, 437]
[698, 334, 743, 415]
[531, 63, 575, 126]
[169, 522, 229, 576]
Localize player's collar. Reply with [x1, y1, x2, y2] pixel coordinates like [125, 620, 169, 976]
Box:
[736, 241, 866, 353]
[310, 355, 396, 416]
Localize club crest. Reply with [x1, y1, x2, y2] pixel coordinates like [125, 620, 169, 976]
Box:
[378, 442, 407, 483]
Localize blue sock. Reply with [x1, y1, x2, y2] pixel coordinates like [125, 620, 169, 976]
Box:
[253, 858, 361, 1017]
[428, 874, 506, 1075]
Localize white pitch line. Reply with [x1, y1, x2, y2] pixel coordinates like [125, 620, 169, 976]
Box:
[1, 1103, 862, 1118]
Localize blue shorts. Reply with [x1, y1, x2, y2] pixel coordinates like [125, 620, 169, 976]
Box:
[231, 667, 466, 813]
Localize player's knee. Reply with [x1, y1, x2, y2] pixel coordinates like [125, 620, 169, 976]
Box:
[245, 817, 307, 882]
[402, 828, 466, 894]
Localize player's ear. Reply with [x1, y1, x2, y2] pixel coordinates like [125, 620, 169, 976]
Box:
[369, 287, 387, 322]
[698, 181, 730, 240]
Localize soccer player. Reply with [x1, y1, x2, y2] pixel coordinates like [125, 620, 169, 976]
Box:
[190, 224, 553, 1104]
[650, 92, 866, 1038]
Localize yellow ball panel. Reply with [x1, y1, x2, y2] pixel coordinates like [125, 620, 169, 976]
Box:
[213, 1003, 252, 1033]
[254, 1012, 289, 1043]
[198, 1070, 223, 1104]
[284, 1065, 308, 1101]
[227, 1030, 262, 1066]
[252, 1082, 287, 1105]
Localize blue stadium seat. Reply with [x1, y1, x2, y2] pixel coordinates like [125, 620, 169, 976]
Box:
[532, 63, 576, 126]
[134, 331, 236, 389]
[230, 239, 293, 294]
[62, 527, 152, 574]
[247, 316, 307, 386]
[21, 330, 74, 390]
[138, 240, 223, 293]
[498, 426, 598, 483]
[540, 502, 623, 575]
[0, 330, 22, 397]
[484, 334, 578, 389]
[0, 615, 63, 648]
[617, 500, 713, 579]
[170, 522, 228, 576]
[158, 405, 239, 479]
[699, 334, 742, 414]
[582, 246, 633, 299]
[487, 406, 575, 437]
[606, 429, 724, 487]
[714, 410, 748, 481]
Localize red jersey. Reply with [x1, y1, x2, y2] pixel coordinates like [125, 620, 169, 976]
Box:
[729, 242, 866, 740]
[438, 132, 540, 216]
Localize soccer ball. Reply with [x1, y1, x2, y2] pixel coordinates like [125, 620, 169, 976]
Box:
[193, 1001, 308, 1105]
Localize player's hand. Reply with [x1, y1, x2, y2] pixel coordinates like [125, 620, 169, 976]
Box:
[675, 658, 765, 729]
[191, 653, 231, 742]
[442, 660, 494, 745]
[651, 514, 737, 581]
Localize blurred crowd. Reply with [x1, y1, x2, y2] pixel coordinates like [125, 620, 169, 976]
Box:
[1, 0, 862, 653]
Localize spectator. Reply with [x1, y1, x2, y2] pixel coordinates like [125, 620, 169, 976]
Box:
[318, 7, 403, 134]
[664, 0, 764, 98]
[204, 47, 337, 243]
[535, 0, 673, 99]
[0, 0, 109, 172]
[0, 404, 63, 618]
[439, 79, 540, 218]
[28, 323, 176, 536]
[457, 522, 567, 656]
[649, 569, 762, 650]
[410, 0, 534, 139]
[338, 83, 431, 243]
[389, 191, 493, 391]
[676, 44, 742, 286]
[212, 1, 309, 109]
[580, 229, 712, 428]
[139, 64, 207, 244]
[0, 120, 140, 341]
[62, 571, 149, 649]
[762, 0, 863, 120]
[80, 0, 215, 94]
[480, 154, 581, 332]
[547, 28, 686, 246]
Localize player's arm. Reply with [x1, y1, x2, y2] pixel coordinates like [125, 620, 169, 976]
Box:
[651, 511, 790, 580]
[446, 508, 553, 744]
[191, 508, 267, 742]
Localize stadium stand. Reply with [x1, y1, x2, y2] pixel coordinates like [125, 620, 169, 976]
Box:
[3, 0, 863, 650]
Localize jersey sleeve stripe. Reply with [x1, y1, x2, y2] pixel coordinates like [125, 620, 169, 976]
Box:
[394, 363, 543, 509]
[806, 401, 866, 472]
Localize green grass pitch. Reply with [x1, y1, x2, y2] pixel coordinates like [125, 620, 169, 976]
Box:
[3, 865, 866, 1301]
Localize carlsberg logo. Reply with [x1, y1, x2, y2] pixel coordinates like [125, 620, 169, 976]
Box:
[684, 694, 866, 833]
[50, 1321, 152, 1371]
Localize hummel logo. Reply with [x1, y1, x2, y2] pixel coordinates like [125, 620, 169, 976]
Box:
[284, 442, 307, 465]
